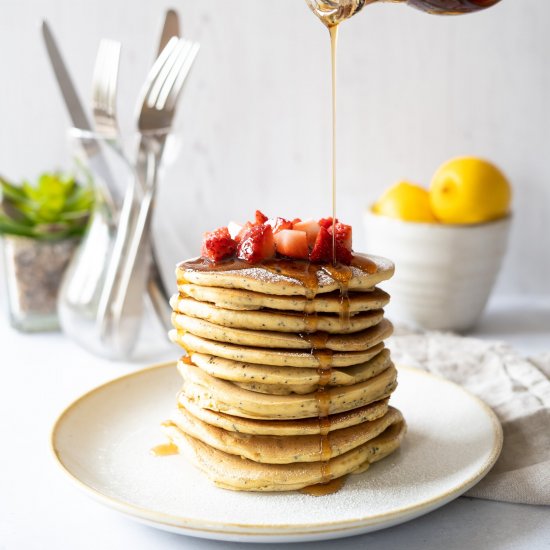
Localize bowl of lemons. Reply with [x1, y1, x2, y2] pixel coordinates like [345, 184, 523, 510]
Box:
[364, 156, 511, 332]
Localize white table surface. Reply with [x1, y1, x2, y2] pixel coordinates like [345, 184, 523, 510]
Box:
[1, 294, 549, 550]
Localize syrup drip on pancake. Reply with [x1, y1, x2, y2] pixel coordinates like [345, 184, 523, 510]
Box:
[179, 255, 377, 284]
[297, 331, 334, 484]
[297, 270, 335, 485]
[322, 262, 353, 330]
[181, 353, 194, 366]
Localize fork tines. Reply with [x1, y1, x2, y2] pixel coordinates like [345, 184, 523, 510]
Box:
[92, 39, 122, 140]
[137, 37, 200, 133]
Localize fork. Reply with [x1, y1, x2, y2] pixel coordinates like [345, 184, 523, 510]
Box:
[91, 39, 124, 153]
[91, 38, 174, 337]
[98, 37, 199, 356]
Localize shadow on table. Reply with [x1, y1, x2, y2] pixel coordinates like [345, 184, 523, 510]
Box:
[477, 309, 550, 337]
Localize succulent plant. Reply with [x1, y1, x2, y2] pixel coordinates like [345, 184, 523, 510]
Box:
[0, 172, 94, 241]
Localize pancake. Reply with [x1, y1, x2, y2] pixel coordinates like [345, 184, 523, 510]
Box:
[176, 254, 395, 297]
[178, 360, 398, 419]
[230, 380, 332, 395]
[170, 295, 385, 334]
[165, 248, 404, 493]
[177, 284, 390, 313]
[162, 420, 406, 491]
[170, 331, 387, 368]
[170, 405, 403, 464]
[171, 315, 393, 351]
[178, 395, 390, 436]
[186, 349, 392, 395]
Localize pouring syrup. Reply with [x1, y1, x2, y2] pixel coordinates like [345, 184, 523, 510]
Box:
[302, 0, 502, 496]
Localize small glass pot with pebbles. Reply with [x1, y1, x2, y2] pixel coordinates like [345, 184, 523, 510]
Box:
[0, 172, 93, 331]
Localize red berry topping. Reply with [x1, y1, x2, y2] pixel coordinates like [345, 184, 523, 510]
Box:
[267, 217, 293, 234]
[293, 219, 321, 247]
[318, 217, 338, 230]
[309, 226, 332, 263]
[334, 240, 353, 264]
[201, 212, 353, 265]
[309, 226, 352, 265]
[255, 210, 268, 225]
[237, 224, 276, 263]
[235, 221, 253, 243]
[274, 229, 309, 259]
[201, 227, 237, 262]
[329, 222, 353, 250]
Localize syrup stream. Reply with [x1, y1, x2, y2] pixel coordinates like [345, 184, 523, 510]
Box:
[330, 24, 339, 266]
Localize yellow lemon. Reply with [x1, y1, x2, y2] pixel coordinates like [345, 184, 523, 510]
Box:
[429, 157, 511, 224]
[373, 181, 437, 223]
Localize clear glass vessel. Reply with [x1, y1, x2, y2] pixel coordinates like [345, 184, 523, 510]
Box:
[2, 235, 78, 332]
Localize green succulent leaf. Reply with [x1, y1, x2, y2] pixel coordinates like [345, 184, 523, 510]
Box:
[0, 214, 37, 238]
[0, 171, 94, 240]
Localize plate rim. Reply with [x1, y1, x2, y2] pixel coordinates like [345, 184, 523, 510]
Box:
[50, 363, 503, 538]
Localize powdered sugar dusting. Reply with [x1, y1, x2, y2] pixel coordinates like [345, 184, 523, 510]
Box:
[179, 253, 393, 295]
[56, 366, 501, 532]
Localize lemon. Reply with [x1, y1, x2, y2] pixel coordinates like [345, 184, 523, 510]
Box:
[429, 157, 511, 224]
[373, 181, 437, 223]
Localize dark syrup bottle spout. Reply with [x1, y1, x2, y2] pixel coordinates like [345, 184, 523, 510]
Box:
[404, 0, 502, 15]
[306, 0, 502, 27]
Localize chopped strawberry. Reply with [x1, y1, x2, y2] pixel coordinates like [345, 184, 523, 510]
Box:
[255, 210, 268, 225]
[267, 217, 293, 234]
[201, 227, 237, 262]
[274, 229, 309, 259]
[293, 219, 321, 247]
[329, 222, 353, 250]
[235, 221, 253, 243]
[310, 226, 353, 265]
[201, 213, 353, 265]
[309, 226, 332, 263]
[318, 217, 338, 230]
[237, 224, 275, 263]
[334, 240, 353, 264]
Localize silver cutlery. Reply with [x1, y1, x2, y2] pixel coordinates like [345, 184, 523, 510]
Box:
[158, 9, 181, 56]
[146, 8, 181, 330]
[43, 20, 173, 347]
[91, 39, 125, 155]
[97, 37, 199, 357]
[41, 20, 121, 210]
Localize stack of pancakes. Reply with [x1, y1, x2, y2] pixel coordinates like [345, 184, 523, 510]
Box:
[164, 254, 406, 492]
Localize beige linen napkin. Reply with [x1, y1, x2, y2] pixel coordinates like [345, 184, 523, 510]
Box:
[389, 331, 550, 506]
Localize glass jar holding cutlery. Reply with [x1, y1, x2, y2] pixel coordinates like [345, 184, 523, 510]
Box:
[57, 34, 200, 360]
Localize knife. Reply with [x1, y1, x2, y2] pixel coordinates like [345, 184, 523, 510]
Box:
[158, 9, 181, 56]
[41, 19, 172, 325]
[41, 21, 93, 137]
[41, 20, 123, 209]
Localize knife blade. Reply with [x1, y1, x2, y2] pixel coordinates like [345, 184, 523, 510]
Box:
[41, 20, 123, 207]
[158, 9, 181, 56]
[41, 21, 95, 146]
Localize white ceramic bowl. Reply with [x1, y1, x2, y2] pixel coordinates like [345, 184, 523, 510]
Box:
[364, 211, 511, 332]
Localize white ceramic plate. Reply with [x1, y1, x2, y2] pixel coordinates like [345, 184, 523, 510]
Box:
[51, 364, 502, 543]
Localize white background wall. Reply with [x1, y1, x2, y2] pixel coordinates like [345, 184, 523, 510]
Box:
[1, 0, 548, 295]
